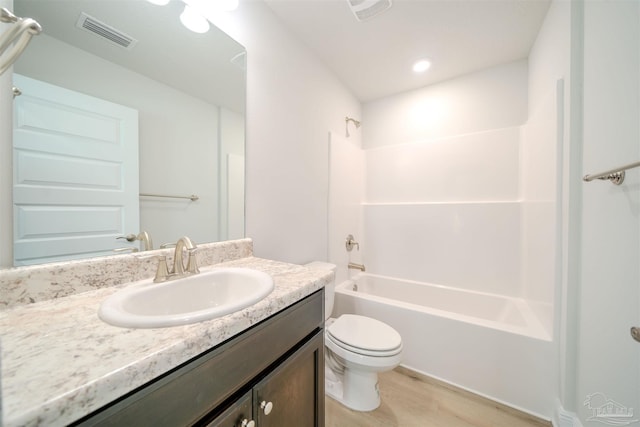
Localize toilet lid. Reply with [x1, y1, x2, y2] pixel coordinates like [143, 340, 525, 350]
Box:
[327, 314, 402, 354]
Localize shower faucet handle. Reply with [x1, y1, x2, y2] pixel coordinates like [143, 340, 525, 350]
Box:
[345, 234, 360, 252]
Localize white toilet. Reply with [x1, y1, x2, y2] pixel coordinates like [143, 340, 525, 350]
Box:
[306, 262, 403, 412]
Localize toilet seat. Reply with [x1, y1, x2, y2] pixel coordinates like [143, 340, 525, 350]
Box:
[327, 314, 402, 357]
[327, 333, 402, 357]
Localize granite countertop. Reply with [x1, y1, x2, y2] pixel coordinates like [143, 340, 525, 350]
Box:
[0, 256, 330, 427]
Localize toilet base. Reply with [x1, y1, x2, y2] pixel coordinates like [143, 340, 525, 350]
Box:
[325, 371, 344, 403]
[325, 363, 381, 412]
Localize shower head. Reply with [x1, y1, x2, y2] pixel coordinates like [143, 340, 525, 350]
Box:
[345, 116, 361, 137]
[346, 117, 361, 128]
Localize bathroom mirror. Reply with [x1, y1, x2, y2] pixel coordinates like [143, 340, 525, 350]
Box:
[5, 0, 246, 266]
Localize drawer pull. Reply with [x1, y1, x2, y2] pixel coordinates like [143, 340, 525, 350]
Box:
[260, 400, 273, 415]
[240, 419, 255, 427]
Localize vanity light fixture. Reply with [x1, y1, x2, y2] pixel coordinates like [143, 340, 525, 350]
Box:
[218, 0, 240, 12]
[145, 0, 239, 34]
[412, 59, 431, 73]
[180, 4, 210, 33]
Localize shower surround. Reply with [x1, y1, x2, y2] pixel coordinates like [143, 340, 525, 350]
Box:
[328, 59, 559, 418]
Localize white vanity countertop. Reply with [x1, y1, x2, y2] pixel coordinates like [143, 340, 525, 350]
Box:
[0, 257, 330, 427]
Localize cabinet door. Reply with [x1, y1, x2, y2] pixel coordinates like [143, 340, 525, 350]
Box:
[206, 391, 253, 427]
[253, 332, 324, 427]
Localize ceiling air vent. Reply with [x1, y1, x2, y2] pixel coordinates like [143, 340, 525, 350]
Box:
[347, 0, 392, 22]
[75, 12, 138, 50]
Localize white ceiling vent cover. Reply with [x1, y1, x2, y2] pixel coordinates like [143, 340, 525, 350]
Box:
[347, 0, 392, 22]
[75, 12, 138, 50]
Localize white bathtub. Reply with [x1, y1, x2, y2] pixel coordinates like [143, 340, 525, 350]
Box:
[332, 273, 554, 419]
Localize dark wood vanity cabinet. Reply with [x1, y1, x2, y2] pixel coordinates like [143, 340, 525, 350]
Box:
[74, 290, 324, 427]
[205, 391, 253, 427]
[207, 331, 323, 427]
[253, 332, 321, 427]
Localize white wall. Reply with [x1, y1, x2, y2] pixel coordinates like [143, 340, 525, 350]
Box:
[520, 99, 557, 310]
[361, 61, 530, 297]
[524, 2, 571, 422]
[328, 132, 364, 287]
[363, 60, 528, 149]
[521, 0, 571, 334]
[363, 201, 523, 295]
[363, 126, 524, 295]
[365, 127, 521, 203]
[208, 3, 361, 264]
[576, 1, 640, 424]
[219, 108, 246, 241]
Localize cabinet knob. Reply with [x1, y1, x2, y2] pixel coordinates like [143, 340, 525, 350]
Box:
[260, 400, 273, 415]
[240, 419, 255, 427]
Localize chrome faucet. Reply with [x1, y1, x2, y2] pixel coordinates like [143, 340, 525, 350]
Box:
[153, 236, 199, 282]
[137, 231, 153, 251]
[173, 236, 199, 275]
[348, 262, 366, 272]
[116, 231, 153, 251]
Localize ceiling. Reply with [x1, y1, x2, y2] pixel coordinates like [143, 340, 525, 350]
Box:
[13, 0, 551, 107]
[14, 0, 246, 112]
[264, 0, 551, 102]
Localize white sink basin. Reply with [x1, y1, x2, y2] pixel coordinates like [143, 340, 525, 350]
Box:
[98, 267, 274, 328]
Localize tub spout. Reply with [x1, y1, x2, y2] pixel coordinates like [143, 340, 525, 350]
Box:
[348, 262, 366, 272]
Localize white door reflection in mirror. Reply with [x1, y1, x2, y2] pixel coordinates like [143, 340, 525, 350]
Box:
[13, 74, 139, 265]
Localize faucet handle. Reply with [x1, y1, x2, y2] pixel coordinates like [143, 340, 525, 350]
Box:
[186, 248, 199, 274]
[153, 255, 170, 283]
[136, 231, 154, 251]
[345, 234, 360, 252]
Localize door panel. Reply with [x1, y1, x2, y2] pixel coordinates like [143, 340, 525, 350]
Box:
[253, 334, 323, 427]
[12, 74, 139, 265]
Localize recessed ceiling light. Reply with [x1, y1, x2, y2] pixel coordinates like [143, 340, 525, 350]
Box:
[412, 59, 431, 73]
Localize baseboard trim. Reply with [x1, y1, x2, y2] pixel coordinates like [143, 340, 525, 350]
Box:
[395, 365, 551, 426]
[552, 400, 583, 427]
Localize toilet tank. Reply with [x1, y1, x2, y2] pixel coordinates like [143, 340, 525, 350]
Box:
[304, 261, 336, 320]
